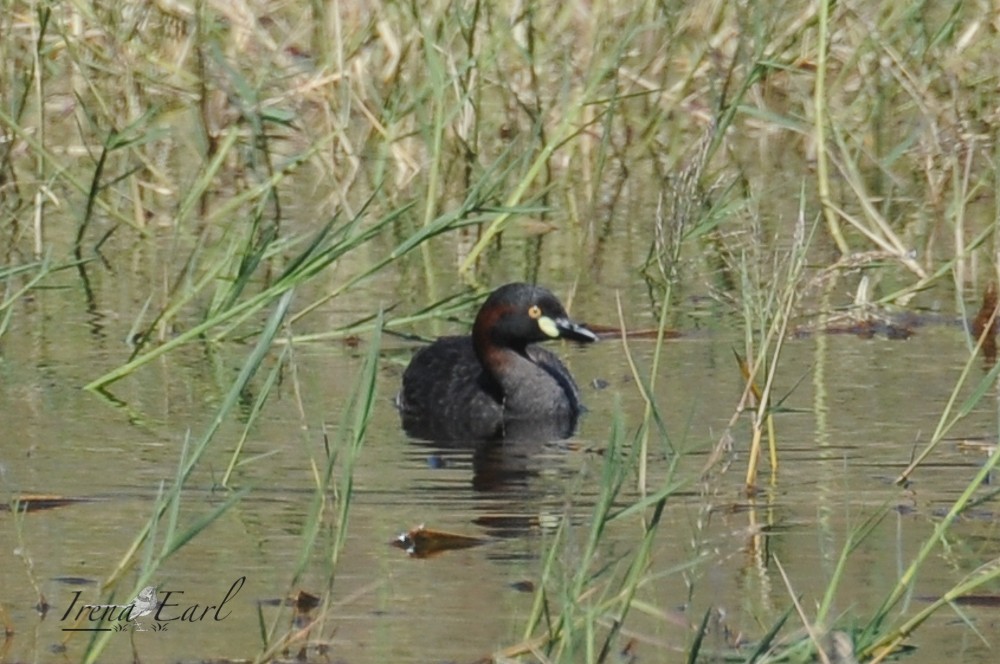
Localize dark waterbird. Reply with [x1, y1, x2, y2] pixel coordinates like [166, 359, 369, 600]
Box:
[397, 283, 597, 441]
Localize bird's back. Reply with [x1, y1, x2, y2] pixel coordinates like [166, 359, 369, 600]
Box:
[398, 336, 505, 439]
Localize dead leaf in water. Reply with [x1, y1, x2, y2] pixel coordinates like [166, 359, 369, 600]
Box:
[950, 594, 1000, 608]
[1, 495, 91, 512]
[288, 590, 321, 612]
[390, 524, 487, 558]
[583, 324, 682, 340]
[972, 281, 999, 364]
[952, 438, 998, 456]
[818, 318, 914, 340]
[917, 593, 1000, 608]
[515, 219, 559, 236]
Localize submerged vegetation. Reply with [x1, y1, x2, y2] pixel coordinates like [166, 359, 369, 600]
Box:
[2, 0, 999, 662]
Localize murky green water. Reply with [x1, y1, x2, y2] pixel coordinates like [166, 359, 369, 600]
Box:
[2, 227, 998, 663]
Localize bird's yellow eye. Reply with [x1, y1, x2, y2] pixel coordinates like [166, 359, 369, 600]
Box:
[528, 305, 542, 319]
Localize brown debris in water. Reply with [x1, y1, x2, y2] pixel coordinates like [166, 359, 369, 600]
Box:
[792, 315, 915, 340]
[288, 590, 321, 613]
[825, 318, 914, 340]
[947, 594, 1000, 608]
[0, 495, 90, 512]
[285, 589, 322, 633]
[254, 589, 328, 659]
[972, 281, 999, 364]
[584, 323, 682, 340]
[795, 271, 921, 339]
[952, 438, 998, 456]
[391, 524, 487, 558]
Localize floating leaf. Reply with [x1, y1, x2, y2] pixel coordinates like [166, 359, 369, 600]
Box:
[390, 525, 487, 558]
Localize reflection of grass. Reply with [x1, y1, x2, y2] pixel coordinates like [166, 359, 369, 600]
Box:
[77, 302, 384, 663]
[502, 403, 694, 663]
[0, 258, 52, 339]
[78, 291, 293, 663]
[255, 312, 383, 662]
[2, 1, 999, 662]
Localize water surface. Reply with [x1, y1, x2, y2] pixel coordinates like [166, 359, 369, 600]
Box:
[2, 262, 997, 663]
